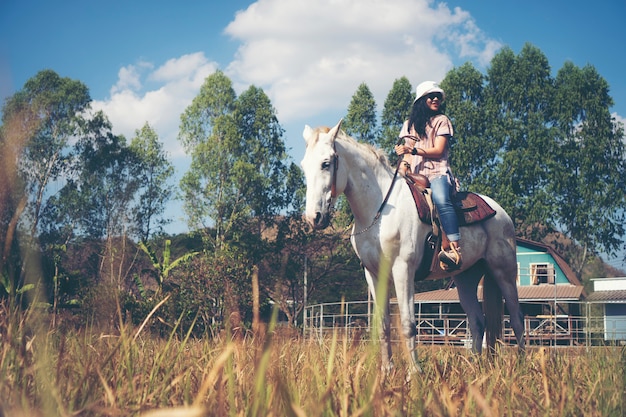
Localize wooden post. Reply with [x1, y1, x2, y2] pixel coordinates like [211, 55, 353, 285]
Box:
[252, 265, 260, 334]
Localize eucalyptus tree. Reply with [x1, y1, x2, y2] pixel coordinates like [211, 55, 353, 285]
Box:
[179, 72, 291, 244]
[550, 62, 626, 274]
[1, 70, 90, 239]
[0, 96, 36, 299]
[129, 122, 174, 242]
[343, 82, 379, 145]
[178, 71, 244, 325]
[379, 76, 413, 162]
[178, 70, 238, 247]
[47, 112, 140, 241]
[482, 44, 557, 231]
[232, 85, 289, 231]
[52, 115, 148, 290]
[441, 63, 490, 190]
[178, 71, 295, 325]
[0, 70, 92, 300]
[441, 45, 625, 276]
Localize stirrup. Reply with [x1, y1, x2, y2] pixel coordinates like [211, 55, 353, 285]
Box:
[439, 245, 462, 271]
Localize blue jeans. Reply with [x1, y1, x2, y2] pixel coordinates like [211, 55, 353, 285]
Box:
[430, 175, 460, 242]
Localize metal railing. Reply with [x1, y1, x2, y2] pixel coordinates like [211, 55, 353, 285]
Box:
[303, 300, 626, 347]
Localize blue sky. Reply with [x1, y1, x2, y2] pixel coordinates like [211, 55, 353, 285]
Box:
[1, 0, 625, 268]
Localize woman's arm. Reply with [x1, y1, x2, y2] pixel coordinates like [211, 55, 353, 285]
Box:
[394, 135, 448, 159]
[419, 135, 448, 159]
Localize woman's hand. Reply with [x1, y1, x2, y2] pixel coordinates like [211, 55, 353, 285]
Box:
[395, 144, 411, 155]
[398, 160, 411, 176]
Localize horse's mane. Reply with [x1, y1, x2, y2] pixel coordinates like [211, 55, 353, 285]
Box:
[311, 125, 390, 167]
[338, 131, 390, 166]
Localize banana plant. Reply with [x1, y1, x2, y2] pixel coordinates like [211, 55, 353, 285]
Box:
[138, 239, 198, 293]
[0, 272, 35, 297]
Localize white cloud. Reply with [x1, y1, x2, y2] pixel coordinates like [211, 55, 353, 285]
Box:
[88, 0, 626, 235]
[224, 0, 500, 122]
[91, 0, 502, 165]
[150, 53, 210, 83]
[92, 53, 218, 159]
[111, 61, 153, 94]
[88, 0, 506, 215]
[90, 53, 218, 233]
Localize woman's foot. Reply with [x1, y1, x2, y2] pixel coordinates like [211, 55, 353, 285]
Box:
[439, 243, 462, 271]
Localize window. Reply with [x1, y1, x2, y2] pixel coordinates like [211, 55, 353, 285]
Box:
[530, 263, 555, 285]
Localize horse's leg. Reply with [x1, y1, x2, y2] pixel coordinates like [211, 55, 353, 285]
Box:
[502, 284, 526, 352]
[363, 268, 393, 371]
[484, 239, 526, 353]
[453, 265, 486, 353]
[494, 269, 526, 352]
[391, 261, 419, 371]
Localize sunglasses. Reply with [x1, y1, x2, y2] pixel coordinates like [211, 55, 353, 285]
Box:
[425, 92, 443, 101]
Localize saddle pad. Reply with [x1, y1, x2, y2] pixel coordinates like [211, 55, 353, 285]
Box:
[454, 191, 497, 225]
[405, 179, 496, 226]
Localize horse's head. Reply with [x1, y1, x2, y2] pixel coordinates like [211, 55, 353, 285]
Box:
[300, 119, 344, 229]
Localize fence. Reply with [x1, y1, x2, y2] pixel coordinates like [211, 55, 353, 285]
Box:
[303, 300, 626, 347]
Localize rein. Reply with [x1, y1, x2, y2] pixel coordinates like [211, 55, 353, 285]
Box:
[330, 127, 407, 237]
[349, 140, 405, 237]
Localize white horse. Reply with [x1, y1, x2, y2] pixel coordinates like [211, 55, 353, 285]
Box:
[300, 120, 525, 370]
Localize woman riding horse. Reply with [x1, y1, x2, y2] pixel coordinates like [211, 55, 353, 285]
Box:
[395, 81, 461, 271]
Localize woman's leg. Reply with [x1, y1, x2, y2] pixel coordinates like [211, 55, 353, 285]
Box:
[430, 175, 462, 270]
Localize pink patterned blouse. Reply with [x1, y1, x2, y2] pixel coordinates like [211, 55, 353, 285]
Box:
[398, 114, 453, 180]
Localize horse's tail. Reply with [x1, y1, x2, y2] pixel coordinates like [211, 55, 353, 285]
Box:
[483, 270, 503, 352]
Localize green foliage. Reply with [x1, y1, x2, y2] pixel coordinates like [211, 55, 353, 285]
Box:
[233, 85, 289, 224]
[129, 123, 175, 241]
[179, 70, 238, 239]
[380, 76, 414, 161]
[138, 239, 198, 292]
[71, 121, 140, 239]
[166, 246, 254, 336]
[549, 63, 626, 274]
[0, 272, 34, 297]
[284, 162, 306, 216]
[178, 72, 291, 250]
[481, 44, 557, 227]
[1, 70, 94, 304]
[442, 44, 626, 274]
[343, 82, 379, 145]
[2, 43, 624, 329]
[441, 62, 489, 188]
[2, 70, 91, 237]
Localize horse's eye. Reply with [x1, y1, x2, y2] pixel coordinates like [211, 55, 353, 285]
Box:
[321, 161, 331, 170]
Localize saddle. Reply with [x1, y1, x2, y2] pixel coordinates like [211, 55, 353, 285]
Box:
[404, 173, 497, 280]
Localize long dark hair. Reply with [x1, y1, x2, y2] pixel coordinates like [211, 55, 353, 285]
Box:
[408, 97, 444, 138]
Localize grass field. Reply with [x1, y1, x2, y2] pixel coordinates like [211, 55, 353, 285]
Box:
[1, 305, 625, 417]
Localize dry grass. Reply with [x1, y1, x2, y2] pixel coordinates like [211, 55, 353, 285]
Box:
[0, 304, 624, 417]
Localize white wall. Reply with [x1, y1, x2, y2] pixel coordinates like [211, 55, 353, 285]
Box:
[592, 277, 626, 291]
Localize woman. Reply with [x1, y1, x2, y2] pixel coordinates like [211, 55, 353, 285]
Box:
[394, 80, 461, 271]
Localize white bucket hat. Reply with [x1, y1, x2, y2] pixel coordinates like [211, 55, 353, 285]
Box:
[414, 81, 445, 103]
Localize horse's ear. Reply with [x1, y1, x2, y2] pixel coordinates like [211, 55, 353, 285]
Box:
[303, 125, 314, 145]
[328, 118, 343, 141]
